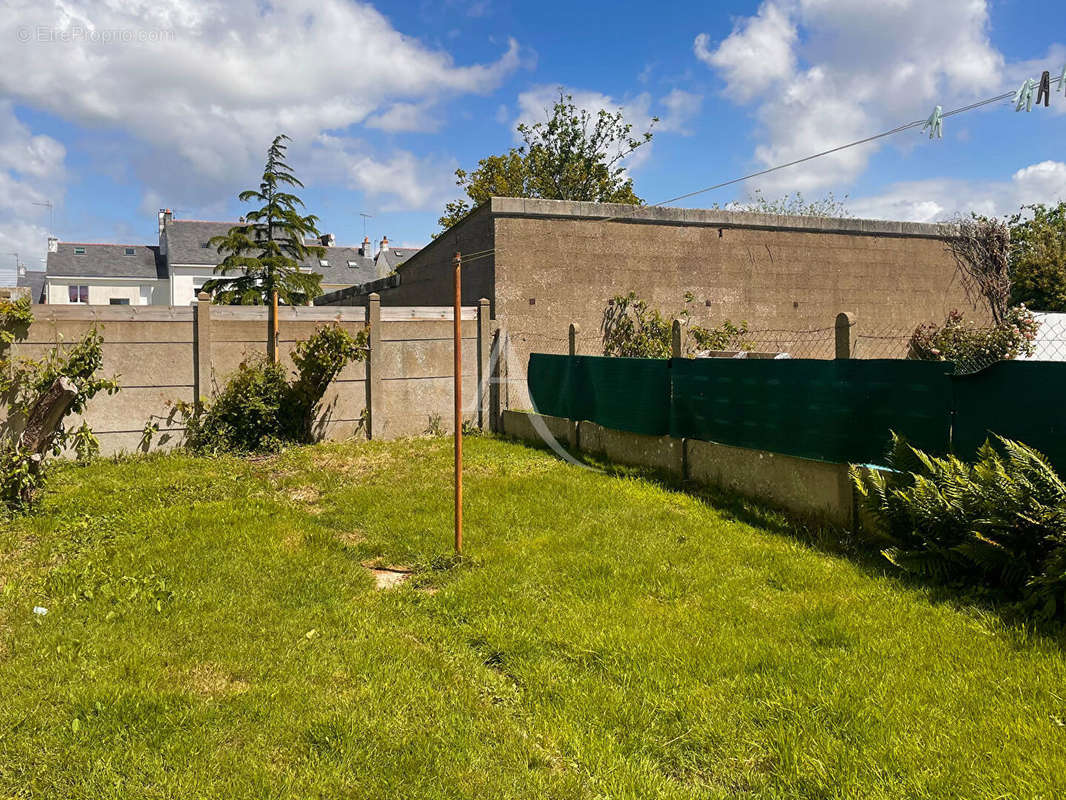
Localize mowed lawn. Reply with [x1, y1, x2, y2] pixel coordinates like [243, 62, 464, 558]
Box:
[2, 436, 1066, 799]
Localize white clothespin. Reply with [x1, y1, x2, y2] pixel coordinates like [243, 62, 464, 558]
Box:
[921, 105, 943, 139]
[1058, 64, 1066, 94]
[1014, 78, 1036, 112]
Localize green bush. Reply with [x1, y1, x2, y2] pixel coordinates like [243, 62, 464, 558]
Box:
[601, 292, 748, 358]
[0, 319, 119, 512]
[182, 324, 368, 455]
[853, 434, 1066, 618]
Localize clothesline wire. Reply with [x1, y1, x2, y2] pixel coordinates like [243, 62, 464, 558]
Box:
[436, 71, 1062, 266]
[596, 72, 1064, 223]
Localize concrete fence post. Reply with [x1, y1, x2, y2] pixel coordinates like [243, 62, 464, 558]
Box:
[193, 292, 212, 412]
[835, 311, 856, 359]
[671, 319, 685, 358]
[568, 323, 580, 451]
[477, 298, 491, 430]
[489, 326, 507, 433]
[365, 293, 382, 440]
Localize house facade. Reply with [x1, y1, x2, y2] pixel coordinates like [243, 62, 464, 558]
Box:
[37, 209, 420, 306]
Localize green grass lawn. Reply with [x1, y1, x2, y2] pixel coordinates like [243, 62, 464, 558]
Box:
[2, 435, 1066, 799]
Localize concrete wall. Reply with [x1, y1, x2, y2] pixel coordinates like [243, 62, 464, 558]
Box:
[3, 301, 490, 456]
[317, 205, 496, 312]
[319, 198, 980, 409]
[500, 409, 854, 528]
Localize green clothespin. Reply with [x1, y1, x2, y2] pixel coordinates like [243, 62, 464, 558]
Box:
[1014, 78, 1036, 112]
[921, 105, 943, 139]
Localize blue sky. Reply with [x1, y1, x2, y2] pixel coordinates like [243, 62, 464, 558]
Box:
[1, 0, 1065, 286]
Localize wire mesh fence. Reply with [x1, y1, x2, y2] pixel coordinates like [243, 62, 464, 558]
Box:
[515, 312, 1066, 375]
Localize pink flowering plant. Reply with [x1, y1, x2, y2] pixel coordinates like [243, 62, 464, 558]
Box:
[908, 305, 1039, 370]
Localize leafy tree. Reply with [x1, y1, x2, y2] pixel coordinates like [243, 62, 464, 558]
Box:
[1009, 202, 1066, 312]
[204, 135, 325, 307]
[438, 92, 656, 231]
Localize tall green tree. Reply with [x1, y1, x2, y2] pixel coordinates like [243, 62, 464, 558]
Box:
[1009, 202, 1066, 312]
[438, 92, 656, 231]
[204, 135, 325, 307]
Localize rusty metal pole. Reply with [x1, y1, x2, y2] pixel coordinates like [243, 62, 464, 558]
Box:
[453, 251, 463, 555]
[271, 290, 280, 363]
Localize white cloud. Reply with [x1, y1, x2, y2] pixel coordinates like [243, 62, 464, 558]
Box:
[849, 160, 1066, 222]
[309, 134, 457, 212]
[658, 89, 703, 135]
[0, 0, 525, 213]
[366, 103, 441, 133]
[694, 4, 796, 102]
[695, 0, 1004, 194]
[0, 102, 65, 286]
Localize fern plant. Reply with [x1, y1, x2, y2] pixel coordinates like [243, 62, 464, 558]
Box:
[853, 433, 1066, 618]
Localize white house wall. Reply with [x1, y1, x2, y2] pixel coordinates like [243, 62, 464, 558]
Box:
[46, 279, 168, 305]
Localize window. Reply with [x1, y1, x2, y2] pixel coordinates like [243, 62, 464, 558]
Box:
[319, 259, 329, 267]
[68, 285, 89, 304]
[347, 260, 359, 268]
[109, 298, 130, 305]
[124, 247, 136, 256]
[73, 246, 86, 255]
[199, 242, 210, 248]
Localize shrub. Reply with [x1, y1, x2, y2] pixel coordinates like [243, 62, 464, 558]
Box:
[908, 305, 1039, 372]
[853, 434, 1066, 619]
[1, 311, 119, 511]
[601, 292, 748, 358]
[182, 324, 368, 455]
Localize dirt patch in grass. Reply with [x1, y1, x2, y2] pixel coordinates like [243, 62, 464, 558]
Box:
[362, 562, 413, 590]
[183, 663, 249, 698]
[287, 485, 323, 513]
[334, 529, 365, 547]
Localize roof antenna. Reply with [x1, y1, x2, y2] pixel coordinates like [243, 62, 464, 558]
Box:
[32, 200, 53, 235]
[360, 212, 373, 239]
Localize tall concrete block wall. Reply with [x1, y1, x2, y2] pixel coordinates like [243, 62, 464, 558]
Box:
[2, 303, 487, 456]
[316, 198, 979, 412]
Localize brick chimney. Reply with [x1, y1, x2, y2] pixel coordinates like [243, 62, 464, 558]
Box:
[361, 236, 372, 257]
[378, 235, 389, 256]
[47, 236, 59, 253]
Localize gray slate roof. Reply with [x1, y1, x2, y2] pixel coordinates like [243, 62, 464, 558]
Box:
[16, 270, 46, 303]
[377, 247, 419, 272]
[164, 219, 383, 285]
[46, 243, 167, 280]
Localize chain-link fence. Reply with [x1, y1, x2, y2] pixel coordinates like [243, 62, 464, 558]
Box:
[693, 313, 1066, 375]
[516, 312, 1066, 375]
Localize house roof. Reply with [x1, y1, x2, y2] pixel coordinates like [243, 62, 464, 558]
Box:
[164, 219, 383, 285]
[16, 270, 46, 303]
[46, 243, 167, 280]
[163, 220, 233, 265]
[377, 247, 419, 272]
[313, 247, 378, 286]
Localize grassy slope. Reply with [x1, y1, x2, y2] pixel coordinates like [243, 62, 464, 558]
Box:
[1, 436, 1065, 799]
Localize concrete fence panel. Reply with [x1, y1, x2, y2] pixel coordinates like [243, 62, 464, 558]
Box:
[2, 301, 492, 456]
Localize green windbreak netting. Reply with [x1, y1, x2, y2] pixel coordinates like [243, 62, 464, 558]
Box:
[527, 354, 670, 436]
[952, 361, 1066, 472]
[527, 353, 572, 419]
[669, 358, 952, 464]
